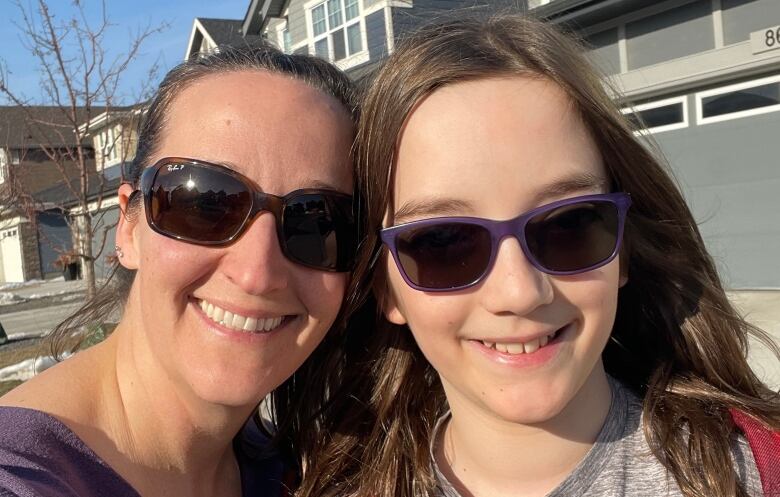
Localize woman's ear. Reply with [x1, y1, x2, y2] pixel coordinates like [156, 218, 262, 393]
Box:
[115, 183, 142, 270]
[373, 270, 408, 326]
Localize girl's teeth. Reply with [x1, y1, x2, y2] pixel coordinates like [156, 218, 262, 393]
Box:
[523, 338, 540, 354]
[505, 343, 524, 354]
[482, 331, 558, 355]
[199, 300, 284, 333]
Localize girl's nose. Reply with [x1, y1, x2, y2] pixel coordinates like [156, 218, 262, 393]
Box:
[480, 236, 554, 316]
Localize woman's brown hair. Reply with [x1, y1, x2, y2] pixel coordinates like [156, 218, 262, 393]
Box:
[46, 42, 367, 482]
[297, 13, 780, 497]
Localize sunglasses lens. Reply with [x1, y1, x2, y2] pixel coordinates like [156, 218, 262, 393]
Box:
[282, 193, 355, 271]
[525, 200, 619, 272]
[395, 223, 492, 290]
[148, 163, 251, 243]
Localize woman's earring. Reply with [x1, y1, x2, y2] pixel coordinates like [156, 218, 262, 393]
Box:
[115, 245, 124, 259]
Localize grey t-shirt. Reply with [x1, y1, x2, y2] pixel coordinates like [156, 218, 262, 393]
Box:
[433, 379, 763, 496]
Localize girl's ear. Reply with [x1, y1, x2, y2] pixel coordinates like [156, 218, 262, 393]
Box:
[115, 183, 142, 270]
[373, 271, 408, 325]
[619, 273, 628, 288]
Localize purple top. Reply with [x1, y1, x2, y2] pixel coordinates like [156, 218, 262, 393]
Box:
[0, 406, 288, 497]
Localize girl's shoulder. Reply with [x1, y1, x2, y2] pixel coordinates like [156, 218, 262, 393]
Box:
[585, 379, 763, 497]
[0, 406, 141, 497]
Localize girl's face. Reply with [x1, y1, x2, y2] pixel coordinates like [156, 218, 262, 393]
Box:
[382, 76, 625, 424]
[117, 71, 353, 408]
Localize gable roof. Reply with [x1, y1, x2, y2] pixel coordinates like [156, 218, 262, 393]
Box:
[0, 106, 93, 149]
[186, 17, 266, 59]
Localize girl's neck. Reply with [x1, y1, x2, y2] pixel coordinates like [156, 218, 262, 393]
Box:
[436, 365, 612, 497]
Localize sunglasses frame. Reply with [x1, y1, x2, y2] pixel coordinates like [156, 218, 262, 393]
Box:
[136, 157, 356, 272]
[380, 192, 632, 292]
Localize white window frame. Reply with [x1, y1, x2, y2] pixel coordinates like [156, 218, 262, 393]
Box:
[621, 96, 689, 135]
[0, 149, 6, 184]
[276, 22, 292, 54]
[528, 0, 554, 8]
[696, 74, 780, 126]
[304, 0, 369, 70]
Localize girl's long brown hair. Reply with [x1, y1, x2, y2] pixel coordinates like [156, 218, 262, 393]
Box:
[297, 13, 780, 497]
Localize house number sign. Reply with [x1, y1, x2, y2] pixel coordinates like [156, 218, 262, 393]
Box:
[751, 25, 780, 55]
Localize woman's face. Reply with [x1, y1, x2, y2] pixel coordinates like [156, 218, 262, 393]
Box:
[118, 70, 353, 407]
[382, 76, 625, 424]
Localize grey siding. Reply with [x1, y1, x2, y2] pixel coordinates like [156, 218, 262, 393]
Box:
[92, 206, 119, 280]
[391, 0, 517, 41]
[36, 211, 72, 278]
[287, 0, 311, 47]
[722, 0, 780, 46]
[626, 1, 714, 70]
[584, 28, 620, 76]
[651, 98, 780, 288]
[366, 10, 388, 61]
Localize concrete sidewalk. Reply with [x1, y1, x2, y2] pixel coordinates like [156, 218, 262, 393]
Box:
[728, 291, 780, 390]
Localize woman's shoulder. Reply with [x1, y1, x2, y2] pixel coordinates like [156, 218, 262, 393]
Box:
[235, 417, 296, 497]
[0, 406, 140, 497]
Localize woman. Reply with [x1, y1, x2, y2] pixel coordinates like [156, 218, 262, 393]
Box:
[300, 14, 780, 497]
[0, 44, 359, 496]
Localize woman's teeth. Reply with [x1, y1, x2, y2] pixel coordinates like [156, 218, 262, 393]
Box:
[199, 299, 284, 333]
[481, 332, 556, 355]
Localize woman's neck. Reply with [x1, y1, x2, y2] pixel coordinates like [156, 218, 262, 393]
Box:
[436, 365, 612, 497]
[88, 313, 255, 497]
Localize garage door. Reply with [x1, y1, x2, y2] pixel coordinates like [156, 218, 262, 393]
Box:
[1, 228, 24, 282]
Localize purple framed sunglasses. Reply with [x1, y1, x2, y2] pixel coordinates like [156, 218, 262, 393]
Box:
[380, 192, 631, 292]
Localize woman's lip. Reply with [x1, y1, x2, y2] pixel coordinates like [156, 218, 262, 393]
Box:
[191, 300, 296, 343]
[190, 295, 291, 320]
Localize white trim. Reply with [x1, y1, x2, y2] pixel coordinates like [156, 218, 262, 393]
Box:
[617, 24, 628, 74]
[712, 0, 723, 49]
[184, 19, 219, 60]
[695, 73, 780, 125]
[622, 95, 689, 135]
[384, 5, 394, 54]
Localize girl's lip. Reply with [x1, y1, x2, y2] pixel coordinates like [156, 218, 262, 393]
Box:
[468, 323, 573, 368]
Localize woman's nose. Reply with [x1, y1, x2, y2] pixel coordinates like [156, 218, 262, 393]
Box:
[220, 212, 290, 296]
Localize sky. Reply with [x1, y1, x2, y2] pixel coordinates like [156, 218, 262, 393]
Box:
[0, 0, 249, 105]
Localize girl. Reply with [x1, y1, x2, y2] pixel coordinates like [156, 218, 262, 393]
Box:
[302, 14, 780, 497]
[0, 44, 359, 496]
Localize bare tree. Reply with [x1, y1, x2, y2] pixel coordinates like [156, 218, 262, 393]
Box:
[0, 0, 166, 297]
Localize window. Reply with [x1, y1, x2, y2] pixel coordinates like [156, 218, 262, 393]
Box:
[282, 28, 291, 53]
[307, 0, 364, 63]
[528, 0, 554, 8]
[622, 96, 688, 134]
[10, 150, 20, 165]
[696, 75, 780, 125]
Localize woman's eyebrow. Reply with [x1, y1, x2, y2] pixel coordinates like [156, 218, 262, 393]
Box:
[393, 197, 475, 224]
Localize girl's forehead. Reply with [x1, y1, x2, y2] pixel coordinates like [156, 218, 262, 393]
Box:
[391, 77, 605, 217]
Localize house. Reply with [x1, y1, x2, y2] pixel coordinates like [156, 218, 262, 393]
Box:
[0, 106, 94, 282]
[186, 0, 519, 75]
[73, 106, 147, 279]
[532, 0, 780, 289]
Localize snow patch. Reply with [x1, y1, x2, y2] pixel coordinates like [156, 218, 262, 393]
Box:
[0, 353, 70, 382]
